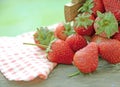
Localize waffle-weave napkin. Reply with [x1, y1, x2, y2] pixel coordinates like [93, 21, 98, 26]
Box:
[0, 31, 57, 81]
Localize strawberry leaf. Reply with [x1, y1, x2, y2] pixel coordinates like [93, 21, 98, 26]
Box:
[95, 27, 104, 35]
[95, 11, 118, 38]
[97, 11, 104, 18]
[74, 13, 93, 29]
[46, 38, 57, 53]
[78, 0, 94, 14]
[64, 22, 75, 36]
[35, 27, 55, 46]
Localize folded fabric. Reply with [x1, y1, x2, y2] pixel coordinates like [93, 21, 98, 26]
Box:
[0, 31, 57, 81]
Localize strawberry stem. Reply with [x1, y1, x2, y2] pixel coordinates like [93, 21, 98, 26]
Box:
[68, 71, 81, 77]
[23, 43, 48, 49]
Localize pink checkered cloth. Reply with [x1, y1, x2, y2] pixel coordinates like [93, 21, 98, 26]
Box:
[0, 31, 57, 81]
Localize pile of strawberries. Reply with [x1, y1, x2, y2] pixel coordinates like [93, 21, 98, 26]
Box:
[32, 0, 120, 74]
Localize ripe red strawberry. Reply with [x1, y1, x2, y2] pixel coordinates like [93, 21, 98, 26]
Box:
[54, 23, 74, 40]
[98, 39, 120, 64]
[112, 26, 120, 41]
[79, 0, 105, 17]
[74, 13, 95, 36]
[33, 27, 54, 50]
[65, 34, 87, 52]
[47, 39, 74, 64]
[113, 33, 120, 41]
[73, 42, 98, 73]
[94, 11, 118, 38]
[103, 0, 120, 21]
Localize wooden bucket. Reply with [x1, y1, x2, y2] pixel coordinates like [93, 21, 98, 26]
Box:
[64, 0, 85, 22]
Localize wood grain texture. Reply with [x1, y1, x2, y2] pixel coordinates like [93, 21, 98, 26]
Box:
[64, 0, 85, 22]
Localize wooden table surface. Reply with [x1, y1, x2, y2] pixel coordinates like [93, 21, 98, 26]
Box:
[1, 64, 120, 87]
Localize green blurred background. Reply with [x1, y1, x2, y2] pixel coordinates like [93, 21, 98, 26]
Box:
[0, 0, 70, 36]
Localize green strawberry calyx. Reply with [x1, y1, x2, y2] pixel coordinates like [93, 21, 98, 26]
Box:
[95, 11, 119, 38]
[46, 38, 57, 53]
[74, 13, 94, 29]
[63, 22, 75, 36]
[23, 27, 55, 49]
[78, 0, 94, 14]
[35, 27, 55, 46]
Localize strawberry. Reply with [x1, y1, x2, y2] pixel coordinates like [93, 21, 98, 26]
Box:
[33, 27, 54, 50]
[103, 0, 120, 21]
[112, 26, 120, 41]
[65, 34, 87, 52]
[91, 35, 108, 44]
[78, 0, 105, 17]
[98, 39, 120, 64]
[54, 23, 74, 40]
[73, 42, 98, 73]
[94, 11, 118, 38]
[47, 39, 74, 64]
[113, 33, 120, 41]
[74, 13, 95, 36]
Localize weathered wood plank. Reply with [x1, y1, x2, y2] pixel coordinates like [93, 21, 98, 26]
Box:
[64, 2, 83, 22]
